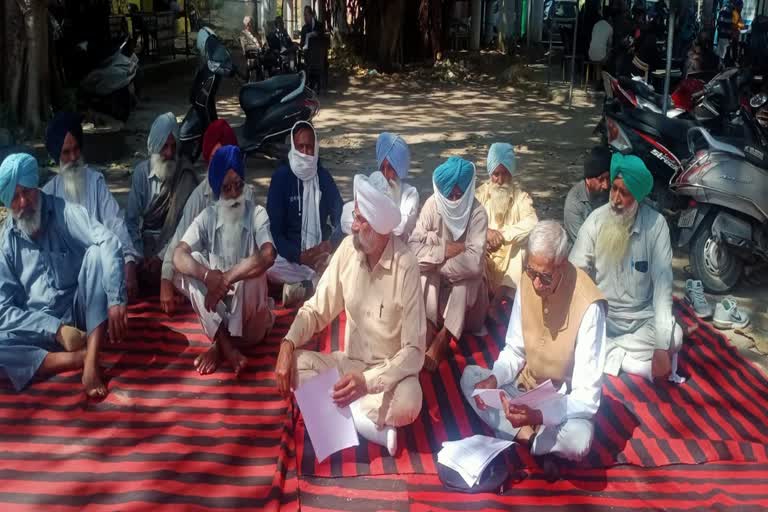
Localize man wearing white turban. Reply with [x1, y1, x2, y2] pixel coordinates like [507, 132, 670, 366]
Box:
[126, 112, 199, 294]
[275, 172, 426, 457]
[476, 142, 538, 321]
[340, 132, 420, 241]
[409, 157, 489, 372]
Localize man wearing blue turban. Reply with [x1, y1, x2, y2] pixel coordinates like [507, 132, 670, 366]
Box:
[409, 156, 489, 372]
[571, 153, 686, 385]
[126, 112, 199, 295]
[0, 153, 128, 397]
[172, 146, 277, 376]
[476, 142, 538, 320]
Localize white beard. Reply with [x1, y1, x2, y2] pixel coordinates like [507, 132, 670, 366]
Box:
[217, 195, 246, 267]
[488, 181, 514, 226]
[59, 159, 87, 206]
[150, 153, 175, 182]
[12, 201, 42, 237]
[388, 178, 402, 205]
[596, 202, 639, 268]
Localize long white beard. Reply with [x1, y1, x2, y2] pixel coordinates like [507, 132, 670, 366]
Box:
[60, 159, 87, 206]
[12, 201, 42, 237]
[150, 153, 175, 182]
[597, 202, 639, 268]
[488, 181, 513, 226]
[217, 195, 246, 267]
[388, 178, 402, 205]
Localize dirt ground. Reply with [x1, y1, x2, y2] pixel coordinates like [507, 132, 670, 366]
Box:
[16, 55, 768, 373]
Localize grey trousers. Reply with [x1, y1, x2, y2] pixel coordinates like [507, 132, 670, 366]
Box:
[460, 365, 594, 462]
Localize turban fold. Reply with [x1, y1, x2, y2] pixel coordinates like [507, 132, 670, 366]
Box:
[376, 132, 410, 180]
[584, 146, 612, 179]
[354, 172, 401, 235]
[208, 145, 244, 199]
[46, 112, 84, 164]
[486, 142, 516, 176]
[610, 153, 653, 203]
[202, 120, 238, 162]
[433, 156, 475, 198]
[147, 112, 179, 155]
[0, 153, 39, 207]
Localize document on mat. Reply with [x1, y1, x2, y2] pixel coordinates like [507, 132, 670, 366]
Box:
[294, 367, 359, 462]
[471, 379, 560, 409]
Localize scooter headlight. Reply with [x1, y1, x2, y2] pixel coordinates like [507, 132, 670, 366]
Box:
[750, 93, 768, 109]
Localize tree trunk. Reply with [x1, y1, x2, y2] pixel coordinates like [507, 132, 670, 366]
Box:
[419, 0, 444, 60]
[377, 0, 404, 71]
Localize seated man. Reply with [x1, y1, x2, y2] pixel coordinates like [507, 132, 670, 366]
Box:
[43, 112, 141, 301]
[159, 120, 254, 315]
[409, 157, 488, 372]
[563, 146, 611, 244]
[275, 172, 425, 456]
[0, 154, 128, 397]
[340, 132, 419, 241]
[461, 221, 606, 472]
[476, 142, 537, 314]
[300, 6, 324, 49]
[126, 112, 199, 294]
[266, 121, 343, 306]
[570, 153, 685, 384]
[240, 15, 263, 51]
[173, 146, 276, 376]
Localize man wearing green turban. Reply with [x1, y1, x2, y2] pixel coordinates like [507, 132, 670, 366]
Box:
[408, 157, 489, 372]
[570, 153, 686, 385]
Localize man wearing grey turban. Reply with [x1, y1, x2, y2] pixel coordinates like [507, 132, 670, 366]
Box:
[126, 112, 199, 294]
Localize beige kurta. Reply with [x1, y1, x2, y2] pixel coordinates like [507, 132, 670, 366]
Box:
[408, 196, 489, 340]
[475, 181, 538, 292]
[285, 235, 426, 427]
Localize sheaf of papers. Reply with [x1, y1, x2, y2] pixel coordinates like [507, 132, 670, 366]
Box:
[437, 435, 513, 487]
[294, 367, 359, 462]
[471, 379, 562, 410]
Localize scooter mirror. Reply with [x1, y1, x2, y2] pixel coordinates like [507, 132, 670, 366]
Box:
[750, 93, 768, 109]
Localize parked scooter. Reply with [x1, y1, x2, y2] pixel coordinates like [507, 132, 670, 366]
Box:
[77, 37, 139, 122]
[669, 93, 768, 292]
[180, 30, 318, 162]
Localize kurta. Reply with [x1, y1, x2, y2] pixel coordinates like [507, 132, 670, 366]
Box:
[408, 196, 489, 339]
[475, 181, 537, 291]
[176, 199, 274, 342]
[285, 235, 426, 427]
[125, 160, 165, 259]
[563, 180, 608, 244]
[43, 167, 139, 262]
[0, 194, 126, 390]
[569, 203, 676, 374]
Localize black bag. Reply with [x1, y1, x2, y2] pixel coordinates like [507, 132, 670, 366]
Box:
[437, 452, 510, 494]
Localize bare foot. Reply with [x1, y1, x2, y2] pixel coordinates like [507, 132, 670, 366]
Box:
[194, 344, 221, 375]
[424, 332, 450, 372]
[82, 362, 107, 399]
[220, 343, 248, 375]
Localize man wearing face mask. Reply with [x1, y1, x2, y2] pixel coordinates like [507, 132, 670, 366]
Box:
[42, 112, 140, 301]
[340, 132, 420, 241]
[266, 121, 343, 307]
[173, 146, 276, 376]
[409, 157, 489, 372]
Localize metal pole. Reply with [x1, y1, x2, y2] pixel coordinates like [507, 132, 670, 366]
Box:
[547, 21, 553, 85]
[662, 10, 676, 115]
[568, 8, 579, 107]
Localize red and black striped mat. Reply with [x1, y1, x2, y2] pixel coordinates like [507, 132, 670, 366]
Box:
[296, 300, 768, 477]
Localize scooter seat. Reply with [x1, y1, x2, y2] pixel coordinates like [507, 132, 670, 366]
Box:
[240, 74, 302, 110]
[628, 107, 698, 143]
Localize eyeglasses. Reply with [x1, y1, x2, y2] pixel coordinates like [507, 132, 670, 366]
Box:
[221, 178, 245, 196]
[525, 265, 554, 287]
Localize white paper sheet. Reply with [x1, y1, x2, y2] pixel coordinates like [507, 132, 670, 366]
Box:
[437, 435, 514, 487]
[294, 367, 359, 462]
[471, 379, 560, 409]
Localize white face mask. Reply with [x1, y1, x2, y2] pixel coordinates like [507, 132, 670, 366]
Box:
[288, 123, 319, 181]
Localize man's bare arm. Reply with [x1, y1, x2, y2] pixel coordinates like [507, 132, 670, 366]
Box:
[226, 243, 277, 284]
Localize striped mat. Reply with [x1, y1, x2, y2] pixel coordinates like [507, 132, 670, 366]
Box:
[0, 300, 299, 511]
[296, 300, 768, 477]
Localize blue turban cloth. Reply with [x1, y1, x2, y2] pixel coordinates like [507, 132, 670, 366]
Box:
[147, 112, 179, 154]
[0, 153, 39, 207]
[208, 145, 245, 199]
[486, 142, 517, 176]
[610, 153, 654, 202]
[433, 156, 475, 198]
[376, 132, 410, 179]
[46, 112, 84, 164]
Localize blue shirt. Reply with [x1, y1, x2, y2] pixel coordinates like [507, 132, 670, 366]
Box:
[0, 193, 126, 341]
[266, 162, 343, 264]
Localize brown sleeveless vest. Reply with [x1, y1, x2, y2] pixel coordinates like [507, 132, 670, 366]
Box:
[517, 262, 604, 392]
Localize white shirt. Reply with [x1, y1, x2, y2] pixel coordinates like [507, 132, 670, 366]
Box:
[589, 20, 613, 62]
[491, 287, 606, 426]
[340, 181, 420, 240]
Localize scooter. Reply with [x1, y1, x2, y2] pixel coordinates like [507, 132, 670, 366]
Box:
[77, 37, 139, 122]
[670, 92, 768, 293]
[179, 30, 318, 162]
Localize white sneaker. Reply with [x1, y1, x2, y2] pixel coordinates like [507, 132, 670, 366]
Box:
[282, 282, 306, 308]
[685, 279, 713, 319]
[713, 298, 750, 330]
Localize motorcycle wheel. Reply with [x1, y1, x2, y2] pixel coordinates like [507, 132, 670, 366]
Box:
[689, 216, 743, 293]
